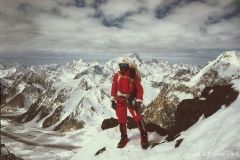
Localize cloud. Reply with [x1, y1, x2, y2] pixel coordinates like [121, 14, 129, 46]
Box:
[0, 0, 239, 57]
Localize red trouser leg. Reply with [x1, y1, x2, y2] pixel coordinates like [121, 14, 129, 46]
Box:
[115, 98, 128, 124]
[115, 98, 129, 148]
[129, 105, 148, 148]
[115, 97, 146, 133]
[128, 106, 141, 123]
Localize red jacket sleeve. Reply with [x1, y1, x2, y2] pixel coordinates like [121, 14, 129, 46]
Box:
[134, 74, 143, 102]
[110, 73, 118, 101]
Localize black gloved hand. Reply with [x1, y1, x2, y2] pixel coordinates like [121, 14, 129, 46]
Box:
[111, 101, 116, 110]
[132, 101, 141, 110]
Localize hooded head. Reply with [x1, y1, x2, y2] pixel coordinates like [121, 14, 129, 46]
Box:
[119, 58, 129, 74]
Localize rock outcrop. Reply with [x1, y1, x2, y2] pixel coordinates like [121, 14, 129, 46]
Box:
[101, 116, 169, 136]
[166, 85, 239, 142]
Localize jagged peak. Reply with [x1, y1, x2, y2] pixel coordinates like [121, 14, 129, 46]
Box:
[125, 53, 138, 58]
[144, 58, 159, 65]
[203, 51, 240, 70]
[189, 50, 240, 86]
[62, 59, 88, 69]
[90, 60, 101, 66]
[216, 51, 240, 63]
[159, 60, 169, 64]
[151, 58, 159, 63]
[125, 53, 143, 63]
[78, 59, 85, 63]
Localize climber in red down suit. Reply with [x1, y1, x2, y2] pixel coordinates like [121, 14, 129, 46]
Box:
[110, 58, 148, 149]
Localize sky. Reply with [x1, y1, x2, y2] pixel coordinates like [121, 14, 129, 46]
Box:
[0, 0, 240, 66]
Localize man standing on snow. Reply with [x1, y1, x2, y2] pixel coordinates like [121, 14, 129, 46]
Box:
[110, 58, 148, 149]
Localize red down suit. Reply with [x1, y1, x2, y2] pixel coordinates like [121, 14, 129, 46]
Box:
[111, 69, 143, 124]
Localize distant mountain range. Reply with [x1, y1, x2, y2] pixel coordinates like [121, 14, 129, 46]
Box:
[1, 51, 239, 131]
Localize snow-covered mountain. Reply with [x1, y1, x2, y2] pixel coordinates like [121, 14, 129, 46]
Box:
[1, 53, 200, 131]
[145, 51, 240, 129]
[0, 63, 59, 112]
[0, 61, 29, 91]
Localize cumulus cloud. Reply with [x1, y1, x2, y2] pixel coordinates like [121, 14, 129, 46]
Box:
[0, 0, 239, 58]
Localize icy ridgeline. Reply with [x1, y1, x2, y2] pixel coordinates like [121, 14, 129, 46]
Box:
[1, 53, 201, 131]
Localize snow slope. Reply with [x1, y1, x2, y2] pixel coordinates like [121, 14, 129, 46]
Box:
[71, 80, 240, 160]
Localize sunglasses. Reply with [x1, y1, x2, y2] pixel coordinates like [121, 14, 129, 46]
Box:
[119, 63, 129, 68]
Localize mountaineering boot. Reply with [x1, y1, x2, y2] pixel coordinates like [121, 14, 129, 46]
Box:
[117, 123, 129, 148]
[136, 121, 148, 149]
[117, 134, 129, 148]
